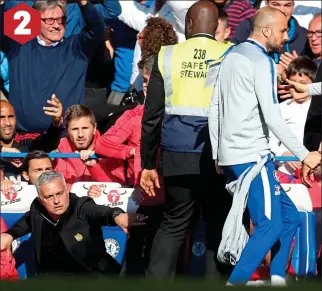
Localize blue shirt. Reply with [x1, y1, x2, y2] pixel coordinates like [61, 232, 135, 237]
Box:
[0, 51, 9, 92]
[1, 2, 105, 133]
[4, 0, 121, 37]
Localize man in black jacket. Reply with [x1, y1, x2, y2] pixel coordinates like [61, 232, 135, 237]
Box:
[0, 97, 63, 181]
[0, 171, 147, 276]
[304, 63, 322, 152]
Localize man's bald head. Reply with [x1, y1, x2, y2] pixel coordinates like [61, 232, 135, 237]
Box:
[0, 100, 16, 144]
[0, 100, 14, 110]
[252, 7, 286, 33]
[185, 1, 219, 39]
[250, 7, 289, 53]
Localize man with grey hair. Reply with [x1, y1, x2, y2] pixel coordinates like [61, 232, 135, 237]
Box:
[0, 0, 113, 134]
[0, 171, 147, 276]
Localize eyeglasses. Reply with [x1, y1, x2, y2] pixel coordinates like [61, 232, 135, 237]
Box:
[41, 17, 66, 25]
[307, 30, 322, 38]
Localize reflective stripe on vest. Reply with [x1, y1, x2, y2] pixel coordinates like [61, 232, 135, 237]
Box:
[159, 37, 233, 152]
[163, 45, 174, 108]
[162, 41, 234, 118]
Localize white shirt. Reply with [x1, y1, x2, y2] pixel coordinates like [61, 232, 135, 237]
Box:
[119, 1, 196, 90]
[37, 36, 63, 47]
[269, 98, 312, 176]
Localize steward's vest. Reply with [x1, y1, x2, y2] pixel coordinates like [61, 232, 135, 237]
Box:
[159, 36, 233, 153]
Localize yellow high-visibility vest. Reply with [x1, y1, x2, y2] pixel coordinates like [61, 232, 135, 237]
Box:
[158, 36, 233, 153]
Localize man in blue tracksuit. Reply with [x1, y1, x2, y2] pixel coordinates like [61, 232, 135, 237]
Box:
[231, 0, 309, 62]
[4, 0, 121, 37]
[209, 7, 321, 285]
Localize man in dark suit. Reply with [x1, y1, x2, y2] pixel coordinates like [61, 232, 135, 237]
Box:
[0, 171, 147, 276]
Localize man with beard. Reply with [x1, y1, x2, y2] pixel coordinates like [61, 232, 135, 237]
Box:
[209, 7, 321, 286]
[0, 97, 63, 181]
[54, 104, 124, 190]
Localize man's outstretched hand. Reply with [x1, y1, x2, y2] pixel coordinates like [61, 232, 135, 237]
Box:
[114, 213, 147, 234]
[302, 151, 321, 188]
[140, 169, 160, 197]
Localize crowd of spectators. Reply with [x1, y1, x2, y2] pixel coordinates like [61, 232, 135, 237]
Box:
[0, 0, 321, 281]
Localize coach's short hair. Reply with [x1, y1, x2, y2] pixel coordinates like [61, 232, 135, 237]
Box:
[35, 171, 66, 196]
[64, 104, 96, 129]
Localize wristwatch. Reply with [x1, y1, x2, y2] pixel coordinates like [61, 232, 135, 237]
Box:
[111, 207, 125, 221]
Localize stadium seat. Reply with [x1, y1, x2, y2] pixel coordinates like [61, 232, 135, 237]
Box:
[281, 184, 316, 276]
[70, 181, 122, 197]
[292, 211, 317, 276]
[1, 185, 37, 212]
[281, 184, 313, 212]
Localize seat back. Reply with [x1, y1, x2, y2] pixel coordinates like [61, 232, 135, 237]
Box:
[292, 211, 317, 276]
[282, 184, 313, 212]
[1, 185, 37, 212]
[70, 182, 122, 197]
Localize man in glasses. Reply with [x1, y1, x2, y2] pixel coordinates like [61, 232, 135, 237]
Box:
[0, 0, 109, 136]
[307, 14, 322, 67]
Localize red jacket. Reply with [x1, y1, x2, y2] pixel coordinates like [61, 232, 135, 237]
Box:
[54, 130, 123, 190]
[0, 217, 19, 281]
[95, 105, 164, 206]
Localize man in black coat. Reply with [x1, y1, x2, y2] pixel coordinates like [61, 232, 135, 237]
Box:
[304, 63, 322, 152]
[0, 171, 147, 276]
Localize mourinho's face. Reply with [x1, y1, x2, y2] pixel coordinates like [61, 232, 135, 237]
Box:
[38, 178, 70, 218]
[40, 6, 66, 44]
[67, 117, 96, 150]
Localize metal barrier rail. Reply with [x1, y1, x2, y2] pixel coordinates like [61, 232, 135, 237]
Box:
[0, 152, 300, 161]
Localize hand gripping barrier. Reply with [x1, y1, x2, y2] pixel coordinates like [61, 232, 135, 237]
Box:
[0, 152, 301, 161]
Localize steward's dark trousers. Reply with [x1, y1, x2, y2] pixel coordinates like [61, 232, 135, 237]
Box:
[146, 173, 232, 278]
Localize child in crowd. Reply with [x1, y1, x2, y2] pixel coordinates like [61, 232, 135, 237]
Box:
[215, 9, 232, 44]
[269, 56, 318, 183]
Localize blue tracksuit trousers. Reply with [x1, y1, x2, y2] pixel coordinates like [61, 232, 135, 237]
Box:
[223, 160, 300, 284]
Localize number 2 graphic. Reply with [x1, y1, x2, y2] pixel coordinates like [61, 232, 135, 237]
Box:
[14, 11, 31, 35]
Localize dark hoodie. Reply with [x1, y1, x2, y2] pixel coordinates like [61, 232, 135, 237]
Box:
[231, 16, 309, 63]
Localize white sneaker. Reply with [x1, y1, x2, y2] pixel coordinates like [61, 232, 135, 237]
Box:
[271, 275, 287, 287]
[246, 280, 270, 286]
